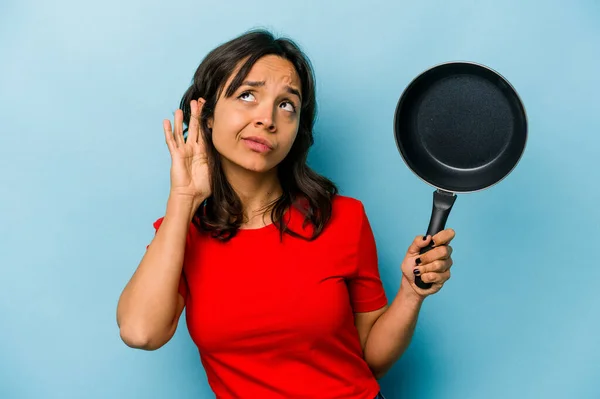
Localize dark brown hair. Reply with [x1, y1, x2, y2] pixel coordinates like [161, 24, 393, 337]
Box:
[179, 29, 337, 241]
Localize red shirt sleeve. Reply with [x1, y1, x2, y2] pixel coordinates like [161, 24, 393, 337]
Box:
[147, 217, 189, 301]
[347, 204, 388, 313]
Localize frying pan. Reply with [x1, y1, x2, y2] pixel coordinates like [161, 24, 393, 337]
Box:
[393, 61, 527, 289]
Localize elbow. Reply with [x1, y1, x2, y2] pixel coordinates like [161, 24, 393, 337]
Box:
[364, 354, 392, 380]
[369, 365, 387, 380]
[119, 323, 171, 351]
[372, 368, 388, 380]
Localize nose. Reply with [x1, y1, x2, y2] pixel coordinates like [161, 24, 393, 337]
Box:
[253, 105, 276, 133]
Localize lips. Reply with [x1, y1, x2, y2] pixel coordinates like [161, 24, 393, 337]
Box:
[242, 136, 273, 153]
[242, 136, 273, 149]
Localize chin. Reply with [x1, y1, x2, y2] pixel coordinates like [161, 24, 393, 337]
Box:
[227, 155, 278, 174]
[242, 160, 277, 173]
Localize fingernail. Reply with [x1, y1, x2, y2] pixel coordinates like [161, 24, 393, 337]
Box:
[413, 268, 421, 276]
[415, 258, 421, 265]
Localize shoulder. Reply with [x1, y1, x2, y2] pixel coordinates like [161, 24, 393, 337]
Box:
[326, 194, 370, 234]
[331, 194, 367, 217]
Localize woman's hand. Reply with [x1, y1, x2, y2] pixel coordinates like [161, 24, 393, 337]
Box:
[400, 229, 456, 298]
[163, 99, 211, 209]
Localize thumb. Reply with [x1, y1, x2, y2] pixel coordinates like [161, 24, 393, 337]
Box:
[406, 234, 433, 256]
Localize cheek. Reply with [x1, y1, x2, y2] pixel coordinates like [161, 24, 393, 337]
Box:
[210, 127, 229, 153]
[283, 132, 298, 151]
[272, 131, 299, 161]
[210, 112, 245, 152]
[280, 124, 300, 149]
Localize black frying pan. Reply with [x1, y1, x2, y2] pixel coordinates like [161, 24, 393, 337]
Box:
[393, 61, 527, 289]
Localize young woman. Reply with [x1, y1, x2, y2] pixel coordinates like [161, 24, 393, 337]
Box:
[117, 29, 455, 399]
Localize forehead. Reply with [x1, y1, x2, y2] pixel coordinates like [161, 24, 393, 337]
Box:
[246, 55, 300, 86]
[221, 55, 301, 93]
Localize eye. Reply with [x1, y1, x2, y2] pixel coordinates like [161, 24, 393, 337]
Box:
[280, 101, 297, 113]
[238, 91, 255, 102]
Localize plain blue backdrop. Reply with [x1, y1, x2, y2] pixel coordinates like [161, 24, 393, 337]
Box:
[1, 0, 599, 398]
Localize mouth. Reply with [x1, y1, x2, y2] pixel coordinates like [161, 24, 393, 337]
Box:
[242, 136, 274, 153]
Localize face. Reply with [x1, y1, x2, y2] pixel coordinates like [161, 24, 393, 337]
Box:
[208, 55, 302, 174]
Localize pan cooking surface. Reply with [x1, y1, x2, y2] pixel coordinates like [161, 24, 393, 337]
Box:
[394, 62, 527, 193]
[416, 74, 514, 169]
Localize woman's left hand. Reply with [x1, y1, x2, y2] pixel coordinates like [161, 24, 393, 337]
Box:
[400, 228, 456, 298]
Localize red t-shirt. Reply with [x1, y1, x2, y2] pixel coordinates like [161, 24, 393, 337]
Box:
[151, 195, 388, 398]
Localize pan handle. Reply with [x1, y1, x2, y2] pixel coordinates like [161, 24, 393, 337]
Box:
[415, 189, 457, 289]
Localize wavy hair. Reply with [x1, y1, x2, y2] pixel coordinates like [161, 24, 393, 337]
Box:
[179, 29, 337, 241]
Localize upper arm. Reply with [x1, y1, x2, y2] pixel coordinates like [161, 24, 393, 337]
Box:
[354, 305, 388, 350]
[146, 292, 185, 350]
[347, 201, 389, 349]
[167, 269, 189, 335]
[166, 292, 186, 337]
[347, 202, 388, 312]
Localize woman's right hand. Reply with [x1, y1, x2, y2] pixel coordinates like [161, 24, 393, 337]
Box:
[163, 99, 212, 208]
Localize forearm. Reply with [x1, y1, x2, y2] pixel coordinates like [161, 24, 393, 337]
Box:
[363, 278, 424, 379]
[117, 195, 199, 345]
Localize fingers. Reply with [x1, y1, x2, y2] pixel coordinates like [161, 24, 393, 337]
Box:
[195, 99, 207, 152]
[417, 244, 453, 265]
[406, 234, 434, 256]
[418, 270, 450, 285]
[432, 228, 455, 246]
[173, 109, 185, 148]
[406, 228, 456, 293]
[414, 257, 453, 276]
[163, 119, 176, 153]
[187, 100, 199, 144]
[164, 99, 207, 155]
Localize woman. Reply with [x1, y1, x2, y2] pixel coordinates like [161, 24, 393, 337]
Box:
[117, 29, 455, 399]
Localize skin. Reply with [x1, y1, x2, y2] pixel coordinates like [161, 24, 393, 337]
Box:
[207, 55, 303, 228]
[358, 229, 455, 379]
[116, 56, 308, 350]
[117, 54, 456, 381]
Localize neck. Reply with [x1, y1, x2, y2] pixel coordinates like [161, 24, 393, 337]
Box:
[222, 161, 283, 229]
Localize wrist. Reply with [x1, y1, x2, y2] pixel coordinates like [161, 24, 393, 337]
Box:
[166, 193, 205, 223]
[398, 276, 426, 306]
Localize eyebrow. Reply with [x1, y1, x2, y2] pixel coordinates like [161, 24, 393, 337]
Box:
[241, 80, 302, 102]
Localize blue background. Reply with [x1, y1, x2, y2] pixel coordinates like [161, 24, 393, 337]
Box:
[1, 0, 599, 398]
